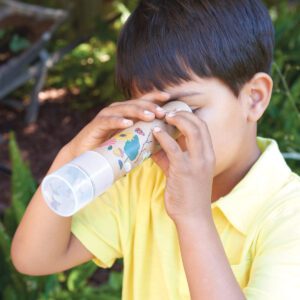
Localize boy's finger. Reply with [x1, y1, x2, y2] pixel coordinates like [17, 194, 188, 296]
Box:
[139, 91, 171, 102]
[185, 112, 215, 159]
[91, 116, 134, 131]
[108, 99, 167, 117]
[99, 103, 157, 122]
[166, 111, 214, 159]
[152, 127, 183, 163]
[195, 117, 215, 161]
[165, 112, 203, 158]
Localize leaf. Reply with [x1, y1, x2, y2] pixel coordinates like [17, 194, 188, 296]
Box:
[43, 274, 61, 297]
[9, 34, 31, 53]
[8, 131, 37, 225]
[66, 262, 97, 292]
[107, 271, 123, 291]
[0, 222, 11, 258]
[2, 285, 19, 300]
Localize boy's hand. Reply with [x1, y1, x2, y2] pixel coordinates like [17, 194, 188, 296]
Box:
[152, 111, 216, 223]
[64, 92, 170, 158]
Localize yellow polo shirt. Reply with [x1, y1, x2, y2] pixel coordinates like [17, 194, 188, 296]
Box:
[71, 136, 300, 300]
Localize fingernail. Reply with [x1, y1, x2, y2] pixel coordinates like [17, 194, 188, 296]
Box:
[166, 111, 176, 118]
[144, 110, 155, 116]
[123, 119, 133, 126]
[153, 127, 161, 133]
[156, 106, 166, 113]
[161, 92, 170, 98]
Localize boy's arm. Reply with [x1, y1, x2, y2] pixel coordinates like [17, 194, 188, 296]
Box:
[11, 145, 93, 276]
[11, 92, 169, 276]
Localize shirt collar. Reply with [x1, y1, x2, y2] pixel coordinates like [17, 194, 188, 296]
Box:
[211, 136, 292, 236]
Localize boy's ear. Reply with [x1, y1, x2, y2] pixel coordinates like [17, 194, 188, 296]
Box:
[240, 72, 273, 122]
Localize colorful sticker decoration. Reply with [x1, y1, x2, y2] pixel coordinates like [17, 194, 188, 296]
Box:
[118, 160, 123, 170]
[113, 148, 124, 157]
[115, 131, 134, 141]
[101, 138, 116, 147]
[124, 134, 140, 161]
[104, 129, 148, 170]
[135, 128, 145, 136]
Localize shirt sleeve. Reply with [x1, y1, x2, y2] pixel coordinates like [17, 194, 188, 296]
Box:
[71, 172, 136, 269]
[244, 201, 300, 299]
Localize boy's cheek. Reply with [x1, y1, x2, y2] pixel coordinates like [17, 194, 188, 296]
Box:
[203, 126, 227, 174]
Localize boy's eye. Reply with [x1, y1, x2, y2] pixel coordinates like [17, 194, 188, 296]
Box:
[172, 98, 202, 111]
[174, 99, 195, 108]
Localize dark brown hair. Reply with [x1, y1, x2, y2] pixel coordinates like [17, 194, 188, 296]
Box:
[116, 0, 274, 98]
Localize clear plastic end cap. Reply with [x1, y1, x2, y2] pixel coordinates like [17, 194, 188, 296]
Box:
[41, 164, 94, 217]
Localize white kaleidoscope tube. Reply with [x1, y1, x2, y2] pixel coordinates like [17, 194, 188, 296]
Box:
[41, 101, 192, 216]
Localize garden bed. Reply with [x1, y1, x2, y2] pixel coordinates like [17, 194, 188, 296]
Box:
[0, 89, 100, 211]
[0, 14, 54, 65]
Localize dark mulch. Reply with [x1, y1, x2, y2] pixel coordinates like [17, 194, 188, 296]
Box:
[0, 14, 54, 65]
[0, 89, 103, 210]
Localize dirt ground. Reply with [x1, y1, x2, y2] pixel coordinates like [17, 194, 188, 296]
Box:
[0, 88, 103, 212]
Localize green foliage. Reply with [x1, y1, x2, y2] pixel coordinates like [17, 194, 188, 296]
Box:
[45, 1, 134, 110]
[0, 132, 123, 299]
[0, 28, 31, 55]
[0, 29, 6, 39]
[48, 37, 120, 110]
[259, 1, 300, 174]
[5, 132, 37, 234]
[96, 271, 123, 300]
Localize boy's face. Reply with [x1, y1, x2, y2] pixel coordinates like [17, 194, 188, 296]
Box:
[133, 75, 254, 177]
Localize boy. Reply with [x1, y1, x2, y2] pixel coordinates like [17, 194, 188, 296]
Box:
[11, 0, 300, 299]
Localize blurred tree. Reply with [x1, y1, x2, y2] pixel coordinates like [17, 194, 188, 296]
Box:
[69, 0, 108, 36]
[20, 0, 137, 39]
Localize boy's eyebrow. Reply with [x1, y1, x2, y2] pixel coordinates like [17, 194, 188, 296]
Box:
[167, 91, 203, 100]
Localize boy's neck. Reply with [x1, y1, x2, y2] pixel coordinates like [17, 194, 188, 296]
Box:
[211, 139, 262, 203]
